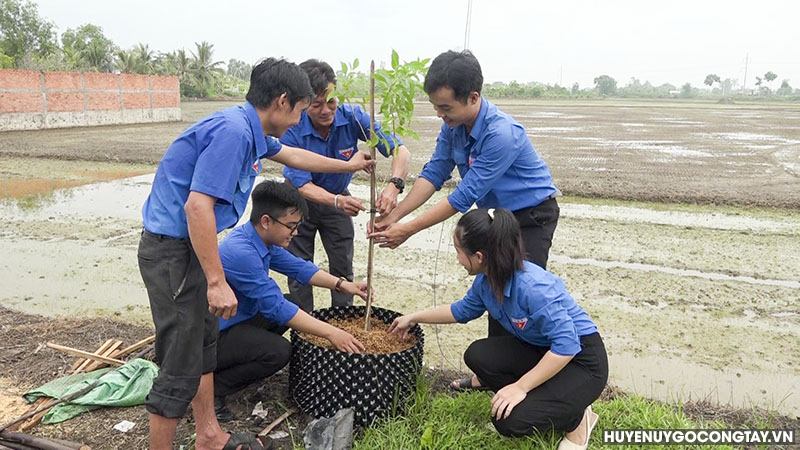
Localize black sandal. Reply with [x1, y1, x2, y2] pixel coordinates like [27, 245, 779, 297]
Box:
[222, 432, 272, 450]
[450, 376, 490, 391]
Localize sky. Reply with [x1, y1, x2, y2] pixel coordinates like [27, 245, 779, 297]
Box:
[33, 0, 800, 90]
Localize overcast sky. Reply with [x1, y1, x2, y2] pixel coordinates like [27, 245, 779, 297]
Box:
[34, 0, 800, 89]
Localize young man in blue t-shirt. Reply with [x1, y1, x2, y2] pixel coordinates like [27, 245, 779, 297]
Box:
[369, 50, 561, 342]
[280, 59, 410, 312]
[212, 180, 370, 421]
[138, 58, 374, 450]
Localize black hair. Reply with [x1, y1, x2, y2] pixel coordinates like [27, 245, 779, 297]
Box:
[299, 59, 336, 97]
[455, 208, 524, 302]
[249, 180, 309, 225]
[246, 58, 314, 109]
[423, 50, 483, 103]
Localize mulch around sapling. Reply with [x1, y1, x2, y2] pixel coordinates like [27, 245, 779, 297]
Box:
[297, 317, 417, 354]
[1, 306, 798, 450]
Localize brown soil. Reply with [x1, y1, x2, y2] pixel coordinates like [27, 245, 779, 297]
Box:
[2, 306, 798, 450]
[298, 317, 417, 354]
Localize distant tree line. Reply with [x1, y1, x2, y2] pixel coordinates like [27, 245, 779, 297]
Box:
[2, 0, 797, 101]
[0, 0, 250, 98]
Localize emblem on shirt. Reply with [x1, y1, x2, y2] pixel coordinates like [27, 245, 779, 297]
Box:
[252, 160, 259, 173]
[338, 147, 355, 159]
[511, 317, 528, 330]
[468, 157, 473, 166]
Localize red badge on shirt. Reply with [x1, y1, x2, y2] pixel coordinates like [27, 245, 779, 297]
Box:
[252, 160, 259, 173]
[339, 147, 355, 159]
[511, 317, 528, 330]
[468, 157, 474, 166]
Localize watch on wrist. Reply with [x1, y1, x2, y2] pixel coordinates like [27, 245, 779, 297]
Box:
[389, 177, 405, 193]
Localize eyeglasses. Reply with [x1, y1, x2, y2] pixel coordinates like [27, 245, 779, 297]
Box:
[269, 215, 302, 232]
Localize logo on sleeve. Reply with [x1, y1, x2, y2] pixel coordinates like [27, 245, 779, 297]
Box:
[468, 157, 473, 166]
[511, 317, 528, 330]
[338, 147, 355, 159]
[252, 160, 260, 173]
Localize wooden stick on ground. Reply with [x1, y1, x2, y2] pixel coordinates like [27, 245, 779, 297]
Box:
[111, 335, 154, 359]
[70, 339, 113, 374]
[0, 381, 98, 434]
[81, 340, 122, 373]
[8, 339, 113, 432]
[45, 343, 124, 367]
[258, 410, 294, 437]
[0, 430, 88, 450]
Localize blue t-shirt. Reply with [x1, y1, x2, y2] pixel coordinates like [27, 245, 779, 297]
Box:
[418, 98, 557, 213]
[281, 104, 402, 194]
[142, 102, 283, 238]
[450, 261, 597, 356]
[218, 222, 320, 331]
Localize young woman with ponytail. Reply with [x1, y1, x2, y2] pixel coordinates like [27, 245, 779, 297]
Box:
[389, 208, 608, 449]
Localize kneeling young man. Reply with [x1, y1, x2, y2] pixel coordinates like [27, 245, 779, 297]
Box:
[213, 180, 369, 422]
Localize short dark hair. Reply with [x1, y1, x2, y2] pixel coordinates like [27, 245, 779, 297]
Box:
[299, 59, 336, 97]
[250, 180, 309, 225]
[246, 58, 314, 109]
[455, 208, 524, 302]
[423, 50, 483, 103]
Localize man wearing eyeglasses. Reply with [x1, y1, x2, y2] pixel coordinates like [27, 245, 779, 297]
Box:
[211, 180, 370, 422]
[280, 59, 410, 313]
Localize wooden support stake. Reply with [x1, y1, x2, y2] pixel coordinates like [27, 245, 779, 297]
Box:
[258, 410, 294, 437]
[365, 59, 376, 332]
[45, 343, 124, 366]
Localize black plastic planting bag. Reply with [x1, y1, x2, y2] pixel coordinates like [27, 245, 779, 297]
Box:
[289, 305, 424, 427]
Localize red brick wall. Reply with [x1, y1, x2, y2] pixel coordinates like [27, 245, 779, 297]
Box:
[0, 69, 179, 121]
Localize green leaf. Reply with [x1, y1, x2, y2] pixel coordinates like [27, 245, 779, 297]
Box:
[391, 49, 399, 70]
[340, 62, 348, 74]
[420, 425, 433, 449]
[352, 58, 359, 70]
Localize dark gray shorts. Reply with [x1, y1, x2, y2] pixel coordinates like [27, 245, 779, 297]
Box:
[137, 230, 219, 418]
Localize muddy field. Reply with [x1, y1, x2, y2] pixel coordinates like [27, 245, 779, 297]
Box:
[1, 99, 799, 206]
[0, 99, 798, 447]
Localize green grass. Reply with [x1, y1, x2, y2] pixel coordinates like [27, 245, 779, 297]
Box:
[351, 373, 774, 450]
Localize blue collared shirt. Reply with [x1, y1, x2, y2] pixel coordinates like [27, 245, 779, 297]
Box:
[218, 222, 320, 331]
[450, 261, 597, 356]
[281, 104, 402, 194]
[142, 102, 283, 238]
[418, 98, 557, 213]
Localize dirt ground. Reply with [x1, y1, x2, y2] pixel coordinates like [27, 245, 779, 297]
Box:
[1, 99, 799, 207]
[1, 99, 799, 448]
[1, 306, 797, 449]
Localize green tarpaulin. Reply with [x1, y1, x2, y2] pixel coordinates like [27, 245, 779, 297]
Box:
[23, 358, 158, 424]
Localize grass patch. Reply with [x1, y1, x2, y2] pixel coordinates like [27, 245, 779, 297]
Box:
[352, 372, 774, 450]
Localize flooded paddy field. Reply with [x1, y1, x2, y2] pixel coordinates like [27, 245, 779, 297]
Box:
[0, 99, 798, 418]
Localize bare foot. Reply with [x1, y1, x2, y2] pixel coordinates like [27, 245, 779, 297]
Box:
[194, 431, 229, 450]
[564, 406, 598, 446]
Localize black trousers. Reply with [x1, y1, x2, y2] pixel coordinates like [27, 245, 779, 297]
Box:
[465, 333, 608, 437]
[287, 196, 354, 312]
[138, 230, 218, 419]
[213, 314, 292, 397]
[487, 198, 560, 337]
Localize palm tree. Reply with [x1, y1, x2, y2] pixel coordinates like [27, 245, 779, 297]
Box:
[190, 41, 224, 97]
[133, 43, 154, 74]
[115, 49, 139, 74]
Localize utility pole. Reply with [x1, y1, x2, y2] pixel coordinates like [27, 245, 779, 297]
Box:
[463, 0, 473, 50]
[743, 53, 749, 93]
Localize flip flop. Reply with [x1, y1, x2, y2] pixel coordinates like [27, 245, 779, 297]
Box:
[557, 405, 598, 450]
[222, 432, 272, 450]
[450, 376, 490, 391]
